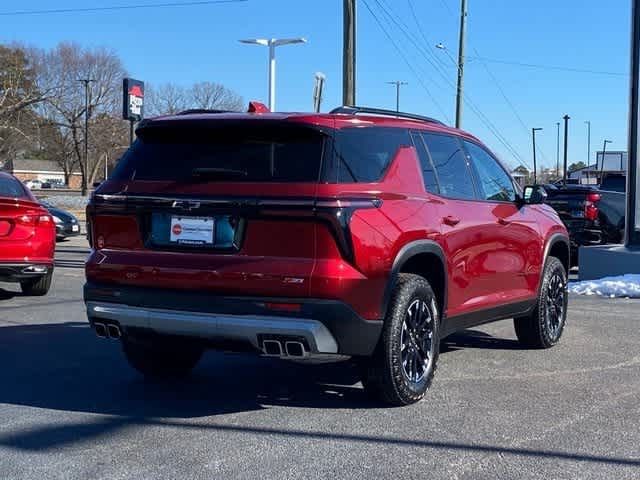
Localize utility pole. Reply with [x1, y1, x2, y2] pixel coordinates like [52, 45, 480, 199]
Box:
[532, 128, 543, 185]
[387, 81, 408, 112]
[585, 120, 591, 183]
[78, 78, 94, 196]
[556, 122, 561, 179]
[343, 0, 356, 106]
[563, 114, 570, 187]
[455, 0, 467, 128]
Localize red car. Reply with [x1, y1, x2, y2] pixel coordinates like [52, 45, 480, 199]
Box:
[85, 105, 570, 405]
[0, 172, 55, 295]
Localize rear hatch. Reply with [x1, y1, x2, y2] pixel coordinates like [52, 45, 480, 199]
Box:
[87, 118, 333, 298]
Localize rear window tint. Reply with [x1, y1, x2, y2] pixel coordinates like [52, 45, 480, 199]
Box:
[112, 123, 325, 183]
[327, 127, 411, 183]
[0, 176, 28, 198]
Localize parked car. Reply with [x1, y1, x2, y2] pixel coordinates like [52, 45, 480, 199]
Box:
[84, 104, 570, 405]
[24, 179, 42, 190]
[544, 177, 625, 263]
[0, 172, 55, 295]
[40, 201, 81, 240]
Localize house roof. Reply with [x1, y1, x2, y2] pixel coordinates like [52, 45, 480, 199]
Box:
[3, 158, 66, 173]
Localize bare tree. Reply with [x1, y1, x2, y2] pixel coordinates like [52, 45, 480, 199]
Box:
[0, 45, 51, 161]
[190, 81, 243, 111]
[145, 83, 187, 116]
[146, 81, 244, 116]
[33, 43, 127, 193]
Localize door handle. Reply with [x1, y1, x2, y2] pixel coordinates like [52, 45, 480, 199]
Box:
[442, 215, 460, 227]
[497, 218, 511, 226]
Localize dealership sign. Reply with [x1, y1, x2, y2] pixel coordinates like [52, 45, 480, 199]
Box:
[122, 78, 144, 121]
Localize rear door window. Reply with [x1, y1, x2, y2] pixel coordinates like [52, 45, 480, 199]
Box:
[112, 123, 326, 183]
[422, 133, 477, 200]
[0, 176, 28, 198]
[328, 127, 411, 183]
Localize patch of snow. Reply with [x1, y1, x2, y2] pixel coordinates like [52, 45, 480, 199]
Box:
[41, 195, 89, 210]
[569, 274, 640, 299]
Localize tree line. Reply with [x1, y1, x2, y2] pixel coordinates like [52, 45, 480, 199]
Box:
[0, 42, 243, 193]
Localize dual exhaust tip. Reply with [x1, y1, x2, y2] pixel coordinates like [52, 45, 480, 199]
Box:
[262, 339, 307, 358]
[94, 322, 121, 340]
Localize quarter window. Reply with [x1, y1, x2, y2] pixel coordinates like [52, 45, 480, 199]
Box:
[331, 127, 412, 183]
[422, 133, 476, 200]
[463, 141, 516, 202]
[410, 131, 439, 193]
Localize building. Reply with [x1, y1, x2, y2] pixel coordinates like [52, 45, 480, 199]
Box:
[0, 159, 82, 189]
[511, 166, 530, 187]
[569, 151, 628, 185]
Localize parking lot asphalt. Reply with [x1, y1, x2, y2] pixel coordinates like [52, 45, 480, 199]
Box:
[1, 237, 639, 480]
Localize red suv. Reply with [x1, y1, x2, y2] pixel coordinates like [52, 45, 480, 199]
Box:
[0, 172, 55, 295]
[85, 105, 570, 405]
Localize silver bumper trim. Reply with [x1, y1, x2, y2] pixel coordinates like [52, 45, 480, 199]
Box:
[86, 301, 339, 354]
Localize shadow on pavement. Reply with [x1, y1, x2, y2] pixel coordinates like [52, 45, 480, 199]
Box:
[442, 329, 523, 352]
[1, 322, 638, 469]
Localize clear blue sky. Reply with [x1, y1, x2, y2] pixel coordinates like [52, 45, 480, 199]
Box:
[0, 0, 632, 170]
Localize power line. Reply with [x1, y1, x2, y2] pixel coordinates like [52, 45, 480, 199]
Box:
[0, 0, 247, 16]
[373, 0, 528, 167]
[468, 56, 627, 77]
[361, 0, 452, 123]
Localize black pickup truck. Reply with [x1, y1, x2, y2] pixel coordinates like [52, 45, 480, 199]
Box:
[544, 175, 626, 262]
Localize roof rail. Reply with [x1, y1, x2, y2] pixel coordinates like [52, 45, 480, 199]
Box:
[329, 106, 445, 126]
[176, 109, 233, 115]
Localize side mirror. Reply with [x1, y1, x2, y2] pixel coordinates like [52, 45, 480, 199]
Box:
[521, 185, 548, 205]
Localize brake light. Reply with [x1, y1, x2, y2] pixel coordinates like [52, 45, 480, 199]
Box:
[15, 214, 52, 226]
[587, 192, 601, 203]
[585, 193, 600, 221]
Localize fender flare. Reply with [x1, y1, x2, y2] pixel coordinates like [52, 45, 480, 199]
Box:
[381, 240, 448, 320]
[539, 233, 571, 297]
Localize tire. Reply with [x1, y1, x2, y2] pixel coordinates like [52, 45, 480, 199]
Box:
[122, 337, 203, 379]
[514, 256, 568, 349]
[20, 271, 53, 296]
[359, 273, 440, 406]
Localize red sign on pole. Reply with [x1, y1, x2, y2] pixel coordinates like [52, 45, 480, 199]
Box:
[122, 78, 144, 122]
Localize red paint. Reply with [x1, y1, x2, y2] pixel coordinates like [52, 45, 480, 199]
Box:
[86, 111, 568, 321]
[0, 172, 55, 267]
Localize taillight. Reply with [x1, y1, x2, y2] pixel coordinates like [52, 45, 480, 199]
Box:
[587, 192, 601, 203]
[585, 193, 600, 221]
[15, 214, 52, 226]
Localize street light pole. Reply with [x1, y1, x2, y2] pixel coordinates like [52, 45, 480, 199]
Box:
[556, 121, 561, 179]
[532, 127, 543, 185]
[239, 38, 307, 111]
[585, 120, 591, 183]
[78, 78, 94, 196]
[599, 139, 612, 182]
[563, 115, 570, 187]
[386, 81, 408, 112]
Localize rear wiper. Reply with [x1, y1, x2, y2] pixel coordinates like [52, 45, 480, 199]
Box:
[191, 167, 248, 180]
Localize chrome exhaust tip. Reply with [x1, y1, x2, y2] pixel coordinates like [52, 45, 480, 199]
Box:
[262, 339, 284, 356]
[107, 324, 121, 339]
[285, 341, 306, 358]
[94, 322, 107, 338]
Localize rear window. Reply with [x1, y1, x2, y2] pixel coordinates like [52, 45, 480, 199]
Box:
[0, 176, 28, 198]
[326, 127, 411, 183]
[112, 123, 326, 183]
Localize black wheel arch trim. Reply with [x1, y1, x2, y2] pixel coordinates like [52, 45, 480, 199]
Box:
[381, 240, 448, 321]
[543, 233, 571, 270]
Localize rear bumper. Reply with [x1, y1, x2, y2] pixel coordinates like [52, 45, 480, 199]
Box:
[0, 263, 53, 282]
[84, 282, 383, 356]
